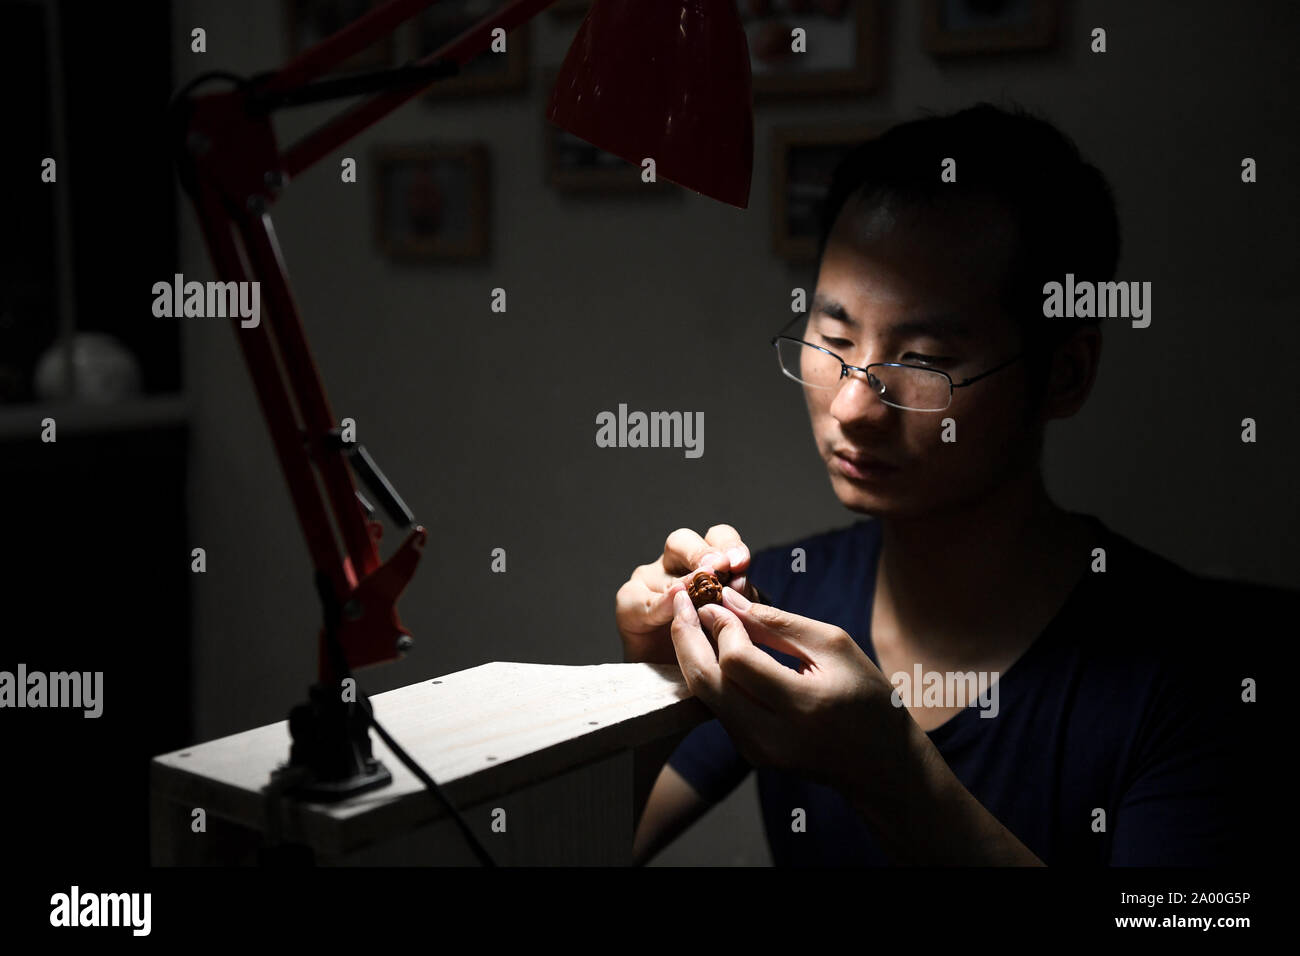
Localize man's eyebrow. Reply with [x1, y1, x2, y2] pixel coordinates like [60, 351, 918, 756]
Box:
[811, 293, 857, 325]
[810, 294, 972, 337]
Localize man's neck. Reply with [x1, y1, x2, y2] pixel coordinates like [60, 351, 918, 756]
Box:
[873, 469, 1089, 664]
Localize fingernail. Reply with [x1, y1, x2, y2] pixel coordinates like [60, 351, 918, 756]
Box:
[722, 586, 750, 611]
[673, 590, 692, 614]
[699, 551, 724, 571]
[726, 546, 747, 567]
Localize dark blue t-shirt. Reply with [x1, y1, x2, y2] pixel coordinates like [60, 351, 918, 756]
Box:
[667, 514, 1269, 866]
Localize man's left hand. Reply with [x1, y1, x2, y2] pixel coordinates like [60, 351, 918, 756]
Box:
[668, 584, 919, 799]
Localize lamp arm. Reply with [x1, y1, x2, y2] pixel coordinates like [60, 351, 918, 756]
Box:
[175, 0, 559, 681]
[274, 0, 560, 179]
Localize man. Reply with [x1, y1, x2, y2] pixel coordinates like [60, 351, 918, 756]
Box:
[615, 103, 1270, 866]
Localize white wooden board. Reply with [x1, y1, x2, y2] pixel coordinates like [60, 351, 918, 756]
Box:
[151, 661, 708, 859]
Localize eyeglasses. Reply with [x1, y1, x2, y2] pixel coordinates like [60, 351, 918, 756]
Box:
[770, 334, 1025, 412]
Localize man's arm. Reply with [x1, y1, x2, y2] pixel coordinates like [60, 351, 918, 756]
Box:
[844, 717, 1045, 865]
[632, 763, 712, 865]
[1108, 666, 1251, 866]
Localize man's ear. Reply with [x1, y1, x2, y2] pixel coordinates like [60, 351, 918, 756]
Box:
[1042, 324, 1102, 420]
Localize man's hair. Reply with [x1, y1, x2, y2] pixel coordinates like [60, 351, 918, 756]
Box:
[816, 103, 1120, 389]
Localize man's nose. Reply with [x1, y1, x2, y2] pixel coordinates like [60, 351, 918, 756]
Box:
[829, 368, 892, 424]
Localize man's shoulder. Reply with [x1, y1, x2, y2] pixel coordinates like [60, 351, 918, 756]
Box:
[1088, 515, 1295, 619]
[1067, 515, 1290, 676]
[1088, 516, 1197, 590]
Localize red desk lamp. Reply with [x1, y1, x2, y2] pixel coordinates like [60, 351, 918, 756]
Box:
[171, 0, 752, 852]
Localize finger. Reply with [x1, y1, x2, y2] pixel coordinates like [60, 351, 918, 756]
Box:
[669, 590, 724, 703]
[697, 604, 806, 714]
[629, 559, 672, 590]
[680, 600, 789, 745]
[703, 524, 751, 575]
[718, 586, 850, 663]
[724, 573, 762, 604]
[615, 576, 680, 630]
[664, 528, 732, 580]
[659, 579, 689, 623]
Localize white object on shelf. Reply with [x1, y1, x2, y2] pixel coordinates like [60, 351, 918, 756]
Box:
[34, 332, 142, 403]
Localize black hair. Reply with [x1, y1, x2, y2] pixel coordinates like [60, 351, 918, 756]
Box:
[816, 103, 1120, 390]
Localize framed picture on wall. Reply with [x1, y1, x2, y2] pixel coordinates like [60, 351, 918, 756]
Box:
[742, 0, 881, 99]
[285, 0, 394, 72]
[771, 124, 886, 263]
[373, 145, 490, 261]
[410, 0, 530, 97]
[922, 0, 1058, 55]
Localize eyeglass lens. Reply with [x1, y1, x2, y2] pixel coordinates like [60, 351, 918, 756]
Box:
[776, 338, 950, 411]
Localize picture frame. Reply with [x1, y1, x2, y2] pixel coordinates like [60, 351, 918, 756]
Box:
[742, 0, 881, 99]
[771, 123, 887, 263]
[373, 144, 490, 261]
[411, 0, 530, 98]
[922, 0, 1058, 56]
[284, 0, 394, 73]
[541, 70, 680, 196]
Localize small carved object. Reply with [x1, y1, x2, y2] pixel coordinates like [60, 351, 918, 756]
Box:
[687, 570, 724, 608]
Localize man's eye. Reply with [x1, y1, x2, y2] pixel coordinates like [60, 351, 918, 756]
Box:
[902, 353, 953, 366]
[819, 336, 854, 352]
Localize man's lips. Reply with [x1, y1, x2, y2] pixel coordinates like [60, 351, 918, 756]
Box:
[832, 448, 898, 469]
[832, 448, 900, 482]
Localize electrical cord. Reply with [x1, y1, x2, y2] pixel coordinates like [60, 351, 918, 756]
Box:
[316, 575, 497, 868]
[363, 701, 497, 867]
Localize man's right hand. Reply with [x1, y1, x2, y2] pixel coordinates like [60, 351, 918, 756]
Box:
[615, 524, 757, 666]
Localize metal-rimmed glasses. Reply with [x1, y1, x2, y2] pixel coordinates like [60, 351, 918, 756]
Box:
[770, 332, 1025, 412]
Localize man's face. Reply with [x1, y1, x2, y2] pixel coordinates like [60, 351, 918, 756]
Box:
[803, 196, 1042, 518]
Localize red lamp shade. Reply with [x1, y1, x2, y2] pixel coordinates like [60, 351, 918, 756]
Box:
[547, 0, 754, 209]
